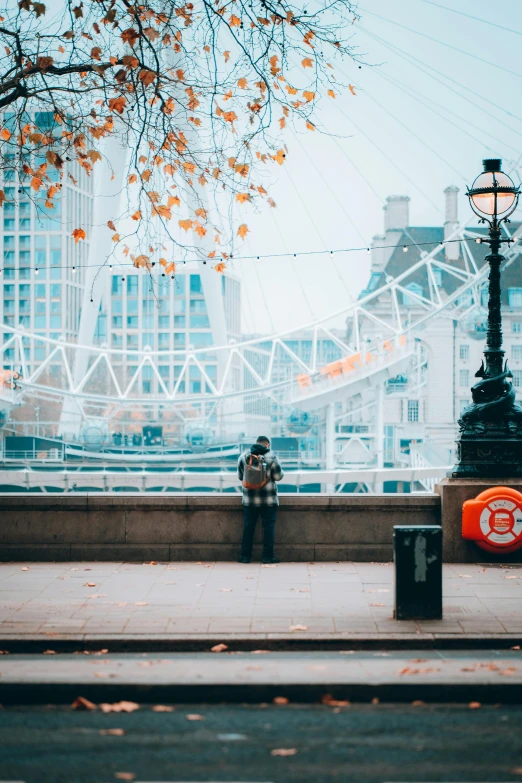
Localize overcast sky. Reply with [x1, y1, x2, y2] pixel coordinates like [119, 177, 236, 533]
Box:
[229, 0, 522, 334]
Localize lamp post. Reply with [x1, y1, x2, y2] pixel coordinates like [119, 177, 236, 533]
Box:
[453, 159, 522, 477]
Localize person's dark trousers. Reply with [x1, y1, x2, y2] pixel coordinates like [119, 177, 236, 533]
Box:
[241, 505, 277, 559]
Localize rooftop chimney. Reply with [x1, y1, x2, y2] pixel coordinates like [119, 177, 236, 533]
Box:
[444, 185, 460, 261]
[383, 195, 410, 233]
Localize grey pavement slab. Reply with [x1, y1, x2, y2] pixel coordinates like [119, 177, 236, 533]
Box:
[0, 561, 521, 643]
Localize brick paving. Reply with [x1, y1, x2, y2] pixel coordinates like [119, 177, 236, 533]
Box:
[1, 561, 522, 639]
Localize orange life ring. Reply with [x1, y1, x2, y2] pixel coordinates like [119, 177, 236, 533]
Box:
[462, 486, 522, 554]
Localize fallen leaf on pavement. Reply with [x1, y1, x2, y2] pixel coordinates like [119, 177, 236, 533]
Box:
[410, 658, 428, 663]
[458, 575, 473, 578]
[71, 696, 97, 711]
[468, 701, 481, 709]
[322, 694, 350, 706]
[152, 705, 174, 712]
[251, 650, 270, 654]
[114, 774, 135, 781]
[271, 748, 297, 756]
[135, 602, 148, 606]
[148, 561, 158, 565]
[116, 602, 128, 607]
[84, 583, 96, 587]
[100, 701, 140, 713]
[211, 643, 228, 653]
[100, 728, 125, 735]
[411, 700, 425, 706]
[371, 698, 380, 704]
[262, 564, 277, 568]
[21, 566, 29, 571]
[370, 602, 385, 606]
[512, 646, 521, 650]
[289, 624, 308, 631]
[186, 713, 205, 721]
[500, 668, 517, 676]
[43, 650, 56, 655]
[88, 594, 107, 599]
[398, 667, 440, 675]
[273, 696, 289, 705]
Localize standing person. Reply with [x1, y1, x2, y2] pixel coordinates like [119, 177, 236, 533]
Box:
[237, 436, 284, 564]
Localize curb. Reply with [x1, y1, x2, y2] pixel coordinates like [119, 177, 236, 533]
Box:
[1, 634, 521, 653]
[2, 681, 522, 705]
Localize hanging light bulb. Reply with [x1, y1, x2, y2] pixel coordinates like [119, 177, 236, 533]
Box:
[72, 266, 76, 274]
[403, 245, 408, 253]
[35, 267, 39, 275]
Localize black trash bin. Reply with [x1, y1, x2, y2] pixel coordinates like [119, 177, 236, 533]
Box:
[393, 525, 443, 620]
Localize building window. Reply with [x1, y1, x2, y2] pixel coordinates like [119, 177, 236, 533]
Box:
[460, 399, 470, 414]
[127, 316, 138, 328]
[459, 369, 469, 387]
[513, 323, 522, 333]
[459, 344, 469, 360]
[190, 274, 203, 294]
[407, 400, 419, 422]
[402, 282, 423, 307]
[112, 316, 122, 328]
[111, 276, 122, 295]
[127, 275, 138, 294]
[513, 346, 522, 360]
[158, 315, 170, 328]
[513, 370, 522, 388]
[508, 288, 522, 308]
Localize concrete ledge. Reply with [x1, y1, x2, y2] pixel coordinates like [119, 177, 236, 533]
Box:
[0, 492, 441, 562]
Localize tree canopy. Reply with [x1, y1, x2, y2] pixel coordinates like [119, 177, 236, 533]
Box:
[0, 0, 361, 272]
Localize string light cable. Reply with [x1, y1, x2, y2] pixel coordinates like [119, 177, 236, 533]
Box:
[0, 236, 516, 277]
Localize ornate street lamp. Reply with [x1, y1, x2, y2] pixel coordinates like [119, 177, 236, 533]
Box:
[453, 159, 522, 477]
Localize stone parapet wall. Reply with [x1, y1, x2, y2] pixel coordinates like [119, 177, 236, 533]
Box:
[0, 493, 441, 562]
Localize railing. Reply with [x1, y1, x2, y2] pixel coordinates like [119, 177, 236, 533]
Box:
[2, 449, 64, 462]
[0, 464, 452, 493]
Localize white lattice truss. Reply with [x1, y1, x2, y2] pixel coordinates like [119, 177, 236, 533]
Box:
[1, 222, 521, 416]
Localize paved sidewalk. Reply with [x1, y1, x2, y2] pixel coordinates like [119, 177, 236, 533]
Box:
[2, 650, 522, 703]
[1, 561, 522, 642]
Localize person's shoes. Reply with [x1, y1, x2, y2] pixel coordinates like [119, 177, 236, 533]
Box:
[261, 556, 280, 564]
[238, 556, 251, 563]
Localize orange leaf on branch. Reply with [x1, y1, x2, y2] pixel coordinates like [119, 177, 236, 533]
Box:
[214, 262, 227, 273]
[72, 228, 86, 243]
[178, 219, 193, 232]
[237, 224, 249, 240]
[301, 57, 313, 68]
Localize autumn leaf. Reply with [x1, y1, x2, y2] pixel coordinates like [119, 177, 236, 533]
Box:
[107, 221, 116, 231]
[301, 57, 313, 68]
[271, 748, 298, 757]
[71, 228, 86, 243]
[306, 121, 315, 131]
[0, 190, 5, 207]
[152, 705, 174, 712]
[131, 210, 141, 221]
[229, 14, 241, 26]
[210, 643, 228, 652]
[349, 84, 356, 96]
[72, 696, 97, 711]
[0, 128, 11, 141]
[236, 193, 251, 203]
[273, 149, 286, 165]
[214, 262, 227, 273]
[108, 96, 127, 114]
[237, 224, 248, 239]
[328, 89, 336, 98]
[186, 714, 205, 721]
[100, 701, 139, 713]
[194, 221, 206, 238]
[178, 219, 193, 232]
[303, 91, 315, 102]
[237, 77, 248, 89]
[128, 174, 137, 184]
[224, 50, 230, 62]
[167, 195, 180, 207]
